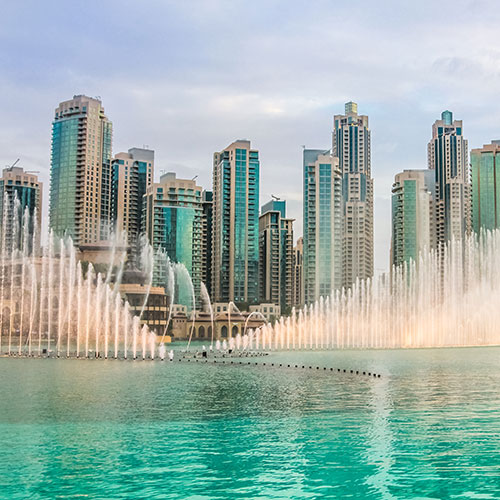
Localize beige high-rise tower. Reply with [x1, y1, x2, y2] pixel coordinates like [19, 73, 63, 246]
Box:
[427, 110, 469, 243]
[258, 200, 294, 313]
[111, 148, 154, 248]
[50, 95, 113, 245]
[333, 102, 374, 287]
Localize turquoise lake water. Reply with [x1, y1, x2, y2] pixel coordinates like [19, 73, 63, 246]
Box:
[1, 346, 500, 499]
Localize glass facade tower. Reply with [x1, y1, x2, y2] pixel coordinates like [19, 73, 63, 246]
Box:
[212, 140, 259, 305]
[50, 95, 112, 245]
[391, 170, 435, 267]
[303, 150, 342, 304]
[143, 173, 204, 306]
[0, 166, 42, 253]
[471, 141, 500, 233]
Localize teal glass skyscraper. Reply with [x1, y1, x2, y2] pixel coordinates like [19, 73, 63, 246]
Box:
[391, 170, 435, 267]
[143, 172, 204, 306]
[50, 95, 112, 245]
[303, 149, 342, 304]
[470, 141, 500, 233]
[212, 140, 259, 305]
[0, 166, 42, 253]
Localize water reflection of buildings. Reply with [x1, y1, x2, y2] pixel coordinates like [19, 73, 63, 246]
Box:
[364, 375, 395, 499]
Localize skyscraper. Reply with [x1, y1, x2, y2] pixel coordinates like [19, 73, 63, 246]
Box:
[428, 110, 469, 243]
[292, 237, 304, 308]
[303, 149, 342, 304]
[111, 147, 154, 249]
[391, 170, 435, 267]
[50, 95, 112, 245]
[201, 190, 213, 298]
[333, 102, 374, 287]
[143, 172, 204, 304]
[212, 140, 259, 305]
[470, 141, 500, 234]
[0, 166, 42, 252]
[259, 199, 294, 313]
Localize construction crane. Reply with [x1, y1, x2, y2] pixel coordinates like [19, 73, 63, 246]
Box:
[5, 158, 20, 170]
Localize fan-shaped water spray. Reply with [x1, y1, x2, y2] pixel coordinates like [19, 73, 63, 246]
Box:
[260, 231, 500, 349]
[0, 196, 157, 358]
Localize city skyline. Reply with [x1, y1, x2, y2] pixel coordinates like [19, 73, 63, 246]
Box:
[4, 1, 500, 272]
[4, 93, 499, 274]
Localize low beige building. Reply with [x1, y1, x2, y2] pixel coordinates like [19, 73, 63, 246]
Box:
[249, 303, 280, 323]
[170, 310, 266, 341]
[119, 284, 169, 335]
[78, 242, 127, 266]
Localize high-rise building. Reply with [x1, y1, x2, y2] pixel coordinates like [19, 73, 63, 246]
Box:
[303, 149, 342, 304]
[470, 141, 500, 233]
[0, 166, 42, 252]
[258, 199, 294, 313]
[143, 172, 204, 305]
[333, 102, 374, 287]
[292, 237, 303, 308]
[391, 170, 435, 267]
[201, 190, 213, 298]
[428, 110, 469, 243]
[50, 95, 112, 245]
[212, 140, 259, 305]
[111, 148, 154, 249]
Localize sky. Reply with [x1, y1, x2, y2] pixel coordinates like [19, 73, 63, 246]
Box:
[2, 0, 500, 272]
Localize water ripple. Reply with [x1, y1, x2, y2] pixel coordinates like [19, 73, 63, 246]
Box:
[1, 348, 500, 499]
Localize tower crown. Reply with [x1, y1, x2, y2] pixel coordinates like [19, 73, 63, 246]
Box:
[441, 110, 453, 125]
[345, 101, 358, 115]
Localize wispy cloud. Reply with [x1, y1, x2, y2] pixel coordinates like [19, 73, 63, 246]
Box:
[2, 0, 500, 270]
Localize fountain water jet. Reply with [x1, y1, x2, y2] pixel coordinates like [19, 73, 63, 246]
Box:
[264, 232, 500, 349]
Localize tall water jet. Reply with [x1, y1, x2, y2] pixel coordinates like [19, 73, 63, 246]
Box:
[263, 231, 500, 350]
[0, 194, 9, 353]
[162, 254, 175, 342]
[0, 196, 157, 360]
[137, 234, 154, 320]
[200, 282, 214, 348]
[243, 311, 266, 337]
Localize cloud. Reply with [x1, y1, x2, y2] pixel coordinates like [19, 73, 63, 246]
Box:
[2, 0, 500, 271]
